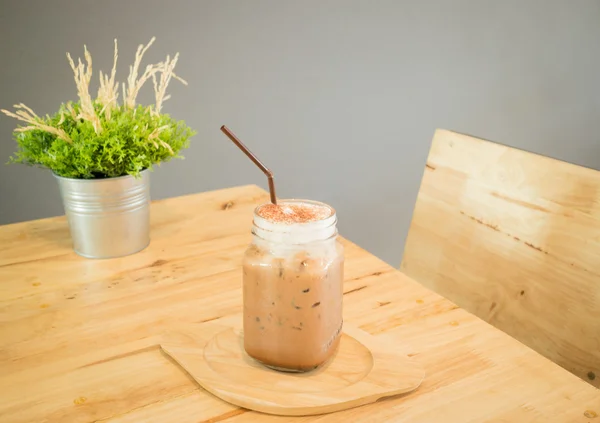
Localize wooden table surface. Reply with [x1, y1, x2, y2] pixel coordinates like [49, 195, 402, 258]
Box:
[1, 185, 598, 423]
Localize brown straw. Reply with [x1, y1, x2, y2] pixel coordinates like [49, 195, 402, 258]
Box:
[220, 125, 277, 205]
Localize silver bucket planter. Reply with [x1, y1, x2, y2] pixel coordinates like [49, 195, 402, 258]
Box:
[54, 170, 151, 259]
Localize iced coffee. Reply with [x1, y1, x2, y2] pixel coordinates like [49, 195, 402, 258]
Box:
[243, 200, 344, 372]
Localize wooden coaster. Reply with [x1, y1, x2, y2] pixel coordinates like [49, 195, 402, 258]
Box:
[160, 315, 424, 416]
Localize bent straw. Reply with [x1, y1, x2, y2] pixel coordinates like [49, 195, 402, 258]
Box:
[220, 125, 277, 205]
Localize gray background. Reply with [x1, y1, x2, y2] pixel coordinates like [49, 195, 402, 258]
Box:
[1, 0, 599, 266]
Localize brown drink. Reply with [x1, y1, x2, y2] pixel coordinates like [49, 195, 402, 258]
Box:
[243, 200, 344, 372]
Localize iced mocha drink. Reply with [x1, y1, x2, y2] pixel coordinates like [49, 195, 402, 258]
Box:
[243, 200, 344, 372]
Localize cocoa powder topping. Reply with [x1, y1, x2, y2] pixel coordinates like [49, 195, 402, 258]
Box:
[257, 202, 333, 224]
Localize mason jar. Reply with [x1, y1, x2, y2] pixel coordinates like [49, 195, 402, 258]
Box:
[242, 199, 344, 372]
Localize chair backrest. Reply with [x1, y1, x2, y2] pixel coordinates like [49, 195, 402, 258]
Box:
[401, 129, 600, 387]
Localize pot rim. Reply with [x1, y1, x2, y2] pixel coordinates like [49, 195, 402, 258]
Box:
[52, 168, 149, 182]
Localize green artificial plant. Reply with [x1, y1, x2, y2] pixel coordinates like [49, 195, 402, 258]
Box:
[1, 37, 196, 179]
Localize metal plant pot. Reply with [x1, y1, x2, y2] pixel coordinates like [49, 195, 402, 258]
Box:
[54, 170, 151, 259]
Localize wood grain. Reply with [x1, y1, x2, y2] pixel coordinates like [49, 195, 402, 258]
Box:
[401, 129, 600, 388]
[160, 315, 424, 416]
[0, 184, 598, 422]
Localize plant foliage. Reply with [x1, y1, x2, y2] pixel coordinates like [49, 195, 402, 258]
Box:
[1, 38, 196, 179]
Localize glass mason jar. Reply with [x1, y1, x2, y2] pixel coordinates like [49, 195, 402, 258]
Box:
[242, 199, 344, 372]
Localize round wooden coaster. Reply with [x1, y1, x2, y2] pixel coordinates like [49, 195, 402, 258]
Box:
[160, 315, 424, 416]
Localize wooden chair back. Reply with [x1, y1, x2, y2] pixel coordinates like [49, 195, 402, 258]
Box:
[401, 129, 600, 387]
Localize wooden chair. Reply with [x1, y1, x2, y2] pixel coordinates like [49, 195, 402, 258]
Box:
[401, 129, 600, 387]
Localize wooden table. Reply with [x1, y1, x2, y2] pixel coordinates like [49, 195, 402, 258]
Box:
[1, 185, 598, 423]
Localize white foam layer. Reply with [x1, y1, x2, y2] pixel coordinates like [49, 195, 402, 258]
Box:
[253, 200, 337, 244]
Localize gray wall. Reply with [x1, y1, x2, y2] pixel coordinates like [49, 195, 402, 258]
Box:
[1, 0, 599, 265]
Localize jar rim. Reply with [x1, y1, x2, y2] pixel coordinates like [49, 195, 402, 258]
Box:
[251, 226, 339, 245]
